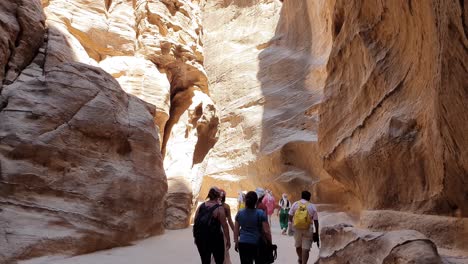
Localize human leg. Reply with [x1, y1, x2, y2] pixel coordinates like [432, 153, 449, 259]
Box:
[294, 229, 304, 263]
[295, 247, 302, 263]
[300, 230, 313, 264]
[212, 235, 225, 264]
[196, 241, 211, 264]
[238, 243, 256, 264]
[279, 210, 288, 230]
[301, 250, 310, 264]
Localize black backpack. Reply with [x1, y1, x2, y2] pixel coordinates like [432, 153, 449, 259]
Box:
[193, 203, 221, 241]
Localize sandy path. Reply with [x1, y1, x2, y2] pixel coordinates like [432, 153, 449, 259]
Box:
[22, 215, 319, 264]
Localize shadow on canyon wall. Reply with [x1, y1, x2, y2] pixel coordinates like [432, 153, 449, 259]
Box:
[256, 1, 356, 206]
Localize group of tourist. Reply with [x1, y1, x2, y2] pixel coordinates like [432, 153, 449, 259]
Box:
[193, 187, 320, 264]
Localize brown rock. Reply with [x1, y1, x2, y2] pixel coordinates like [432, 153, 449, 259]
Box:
[317, 224, 443, 264]
[165, 177, 193, 230]
[360, 210, 468, 251]
[42, 0, 219, 229]
[0, 61, 167, 262]
[0, 0, 45, 84]
[318, 0, 468, 215]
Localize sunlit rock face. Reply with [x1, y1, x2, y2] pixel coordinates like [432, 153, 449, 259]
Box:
[318, 0, 468, 216]
[42, 0, 219, 229]
[0, 1, 167, 262]
[317, 224, 443, 264]
[199, 0, 353, 203]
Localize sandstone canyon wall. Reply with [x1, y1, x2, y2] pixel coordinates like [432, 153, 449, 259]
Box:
[319, 0, 468, 216]
[42, 0, 219, 229]
[0, 0, 167, 262]
[202, 0, 467, 216]
[0, 0, 218, 261]
[200, 0, 354, 205]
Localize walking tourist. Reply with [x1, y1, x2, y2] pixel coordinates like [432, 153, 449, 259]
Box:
[263, 190, 276, 226]
[234, 191, 272, 264]
[216, 190, 235, 264]
[278, 193, 290, 235]
[255, 188, 267, 213]
[193, 187, 231, 264]
[238, 191, 246, 211]
[289, 191, 319, 264]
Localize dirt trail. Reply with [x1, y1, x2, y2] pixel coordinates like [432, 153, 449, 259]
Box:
[21, 215, 319, 264]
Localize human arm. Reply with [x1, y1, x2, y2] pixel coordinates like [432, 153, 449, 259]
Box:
[262, 221, 272, 244]
[234, 220, 240, 252]
[193, 205, 201, 244]
[313, 220, 319, 236]
[225, 204, 235, 232]
[218, 207, 231, 249]
[288, 202, 297, 223]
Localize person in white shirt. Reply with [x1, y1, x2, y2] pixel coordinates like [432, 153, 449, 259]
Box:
[288, 191, 319, 264]
[277, 193, 290, 235]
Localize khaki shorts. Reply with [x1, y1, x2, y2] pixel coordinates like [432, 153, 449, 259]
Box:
[294, 228, 313, 250]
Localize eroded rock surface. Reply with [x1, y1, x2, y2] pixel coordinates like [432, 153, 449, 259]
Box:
[199, 0, 353, 204]
[317, 224, 443, 264]
[360, 210, 468, 251]
[0, 60, 167, 262]
[42, 0, 219, 229]
[318, 0, 468, 215]
[0, 0, 172, 262]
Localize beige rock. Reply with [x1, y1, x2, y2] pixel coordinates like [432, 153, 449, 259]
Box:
[165, 177, 193, 230]
[360, 210, 468, 251]
[317, 224, 443, 264]
[318, 0, 468, 215]
[43, 0, 219, 229]
[200, 0, 353, 204]
[99, 56, 171, 139]
[45, 0, 136, 60]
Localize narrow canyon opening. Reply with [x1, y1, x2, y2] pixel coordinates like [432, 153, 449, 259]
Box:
[0, 0, 466, 263]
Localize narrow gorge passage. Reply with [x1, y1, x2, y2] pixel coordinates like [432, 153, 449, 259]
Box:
[1, 0, 467, 264]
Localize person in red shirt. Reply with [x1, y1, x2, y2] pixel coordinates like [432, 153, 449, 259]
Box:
[263, 190, 276, 225]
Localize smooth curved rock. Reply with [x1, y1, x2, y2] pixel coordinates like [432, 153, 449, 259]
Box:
[42, 0, 219, 229]
[200, 0, 354, 204]
[316, 225, 443, 264]
[0, 62, 167, 262]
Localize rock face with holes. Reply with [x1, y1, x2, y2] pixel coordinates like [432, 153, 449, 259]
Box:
[318, 0, 468, 216]
[316, 224, 443, 264]
[42, 0, 219, 229]
[199, 0, 354, 204]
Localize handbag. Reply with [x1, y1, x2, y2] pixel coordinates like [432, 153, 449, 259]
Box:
[257, 210, 278, 263]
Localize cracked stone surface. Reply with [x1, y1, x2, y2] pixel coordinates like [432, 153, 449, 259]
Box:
[316, 224, 443, 264]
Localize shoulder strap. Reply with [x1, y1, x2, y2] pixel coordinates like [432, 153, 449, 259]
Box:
[199, 203, 219, 219]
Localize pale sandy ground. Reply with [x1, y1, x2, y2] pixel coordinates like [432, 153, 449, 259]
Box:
[22, 215, 318, 264]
